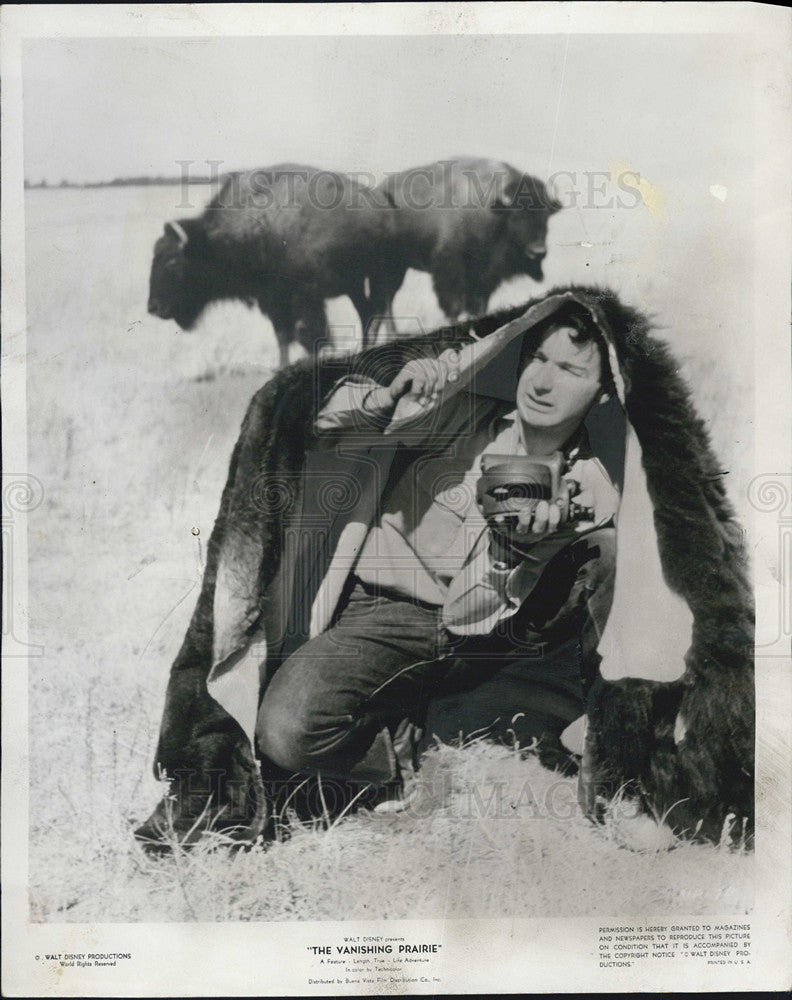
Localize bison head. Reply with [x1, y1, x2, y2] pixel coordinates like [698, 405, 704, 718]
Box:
[493, 177, 563, 282]
[148, 220, 213, 330]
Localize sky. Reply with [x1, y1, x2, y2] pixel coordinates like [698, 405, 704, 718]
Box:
[22, 33, 751, 187]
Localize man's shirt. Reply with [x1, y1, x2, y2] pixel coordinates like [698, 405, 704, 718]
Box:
[353, 408, 524, 606]
[315, 375, 616, 635]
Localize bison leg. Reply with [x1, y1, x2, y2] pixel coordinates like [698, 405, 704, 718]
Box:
[263, 291, 327, 367]
[360, 299, 400, 347]
[464, 292, 490, 318]
[363, 268, 407, 346]
[380, 298, 399, 341]
[274, 331, 290, 370]
[348, 283, 379, 350]
[257, 294, 291, 369]
[291, 292, 329, 358]
[430, 254, 467, 321]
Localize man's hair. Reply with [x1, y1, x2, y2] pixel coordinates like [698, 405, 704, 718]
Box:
[520, 306, 616, 398]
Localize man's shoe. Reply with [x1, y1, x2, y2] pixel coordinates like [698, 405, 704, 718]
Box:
[370, 766, 419, 815]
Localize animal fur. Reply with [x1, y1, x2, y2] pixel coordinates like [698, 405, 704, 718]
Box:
[369, 157, 561, 335]
[147, 164, 394, 366]
[135, 286, 754, 848]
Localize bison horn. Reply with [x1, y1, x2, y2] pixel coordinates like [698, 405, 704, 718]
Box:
[165, 220, 189, 247]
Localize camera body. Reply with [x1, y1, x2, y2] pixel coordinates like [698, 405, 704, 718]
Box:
[475, 452, 594, 550]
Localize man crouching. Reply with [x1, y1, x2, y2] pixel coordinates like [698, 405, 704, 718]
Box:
[136, 291, 626, 848]
[255, 305, 620, 806]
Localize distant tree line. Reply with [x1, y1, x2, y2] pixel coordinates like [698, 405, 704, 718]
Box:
[24, 175, 217, 190]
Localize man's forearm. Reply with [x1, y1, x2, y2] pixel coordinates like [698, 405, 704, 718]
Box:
[314, 378, 396, 434]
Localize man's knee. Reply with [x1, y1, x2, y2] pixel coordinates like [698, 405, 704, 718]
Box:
[255, 684, 356, 774]
[255, 694, 310, 773]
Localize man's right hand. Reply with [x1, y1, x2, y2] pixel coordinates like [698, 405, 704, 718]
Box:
[387, 351, 460, 408]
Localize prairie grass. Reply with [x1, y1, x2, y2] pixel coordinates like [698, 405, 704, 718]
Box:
[30, 735, 753, 923]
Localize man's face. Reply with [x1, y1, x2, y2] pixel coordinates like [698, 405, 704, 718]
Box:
[516, 325, 604, 430]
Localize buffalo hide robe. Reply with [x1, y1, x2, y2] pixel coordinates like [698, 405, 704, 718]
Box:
[134, 285, 754, 849]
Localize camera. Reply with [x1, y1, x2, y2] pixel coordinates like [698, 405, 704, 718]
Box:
[475, 452, 594, 554]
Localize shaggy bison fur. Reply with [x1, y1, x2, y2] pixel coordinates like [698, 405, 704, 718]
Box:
[147, 164, 394, 367]
[368, 157, 562, 337]
[135, 286, 754, 850]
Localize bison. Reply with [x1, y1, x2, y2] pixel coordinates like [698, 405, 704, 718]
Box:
[147, 164, 392, 367]
[367, 157, 562, 337]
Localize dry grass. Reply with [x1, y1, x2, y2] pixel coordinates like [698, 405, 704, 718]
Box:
[24, 185, 755, 923]
[29, 736, 753, 923]
[29, 728, 754, 924]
